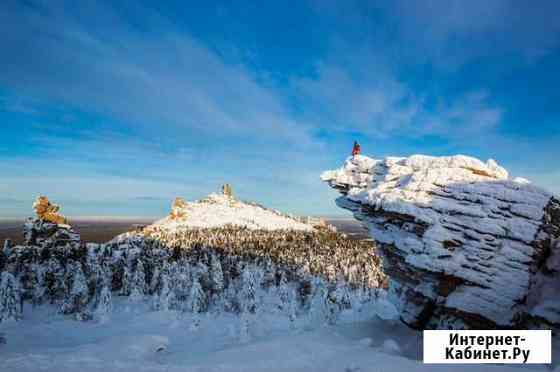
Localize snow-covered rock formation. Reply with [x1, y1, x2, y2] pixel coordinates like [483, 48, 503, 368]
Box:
[147, 191, 314, 233]
[322, 154, 560, 329]
[32, 196, 69, 226]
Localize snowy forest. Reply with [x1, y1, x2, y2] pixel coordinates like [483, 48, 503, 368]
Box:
[0, 216, 386, 336]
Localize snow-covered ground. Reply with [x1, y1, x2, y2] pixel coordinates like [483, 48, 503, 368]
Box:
[1, 295, 556, 372]
[150, 193, 314, 232]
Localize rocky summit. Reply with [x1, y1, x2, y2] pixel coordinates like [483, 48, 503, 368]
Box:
[144, 188, 314, 234]
[322, 154, 560, 329]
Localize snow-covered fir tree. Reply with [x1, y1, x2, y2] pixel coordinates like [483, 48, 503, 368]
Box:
[195, 261, 210, 294]
[238, 268, 259, 342]
[186, 274, 206, 329]
[149, 266, 160, 295]
[92, 262, 113, 322]
[240, 268, 258, 314]
[129, 260, 146, 302]
[262, 257, 276, 288]
[60, 263, 89, 319]
[306, 277, 329, 328]
[45, 258, 66, 303]
[174, 261, 191, 305]
[276, 270, 289, 312]
[0, 271, 21, 322]
[101, 262, 113, 288]
[94, 282, 112, 323]
[333, 276, 352, 311]
[119, 261, 132, 296]
[286, 287, 298, 329]
[168, 261, 180, 293]
[210, 253, 224, 295]
[325, 285, 341, 325]
[31, 264, 46, 307]
[223, 281, 238, 313]
[85, 247, 101, 294]
[2, 239, 12, 257]
[153, 269, 176, 312]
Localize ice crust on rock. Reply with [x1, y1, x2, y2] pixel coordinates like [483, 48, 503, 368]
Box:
[322, 153, 560, 329]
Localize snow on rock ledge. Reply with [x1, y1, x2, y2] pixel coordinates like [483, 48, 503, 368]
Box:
[322, 154, 560, 329]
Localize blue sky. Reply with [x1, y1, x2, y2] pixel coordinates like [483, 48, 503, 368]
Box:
[1, 0, 559, 218]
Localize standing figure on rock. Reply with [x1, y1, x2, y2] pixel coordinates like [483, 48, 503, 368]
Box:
[351, 141, 361, 156]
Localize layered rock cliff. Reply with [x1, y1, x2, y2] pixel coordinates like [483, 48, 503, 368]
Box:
[322, 154, 560, 329]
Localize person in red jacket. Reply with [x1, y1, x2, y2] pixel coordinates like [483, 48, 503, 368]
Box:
[352, 141, 361, 156]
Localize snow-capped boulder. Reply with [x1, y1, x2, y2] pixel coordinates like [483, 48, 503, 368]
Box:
[322, 154, 560, 329]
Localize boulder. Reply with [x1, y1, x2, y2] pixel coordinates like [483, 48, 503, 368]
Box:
[322, 154, 560, 329]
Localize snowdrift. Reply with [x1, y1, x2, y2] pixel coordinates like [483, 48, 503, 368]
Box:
[322, 154, 560, 329]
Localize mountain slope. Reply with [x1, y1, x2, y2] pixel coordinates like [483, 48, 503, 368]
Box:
[150, 193, 314, 233]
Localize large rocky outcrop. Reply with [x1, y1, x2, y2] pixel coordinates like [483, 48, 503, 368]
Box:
[144, 188, 315, 234]
[32, 196, 68, 225]
[322, 154, 560, 329]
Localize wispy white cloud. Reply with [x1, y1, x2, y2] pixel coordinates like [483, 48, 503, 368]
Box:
[392, 0, 560, 66]
[311, 0, 560, 69]
[0, 1, 314, 146]
[421, 91, 502, 136]
[293, 60, 502, 138]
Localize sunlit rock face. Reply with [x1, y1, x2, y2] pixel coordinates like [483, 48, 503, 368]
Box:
[221, 183, 234, 199]
[170, 197, 188, 220]
[322, 154, 560, 329]
[32, 196, 68, 225]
